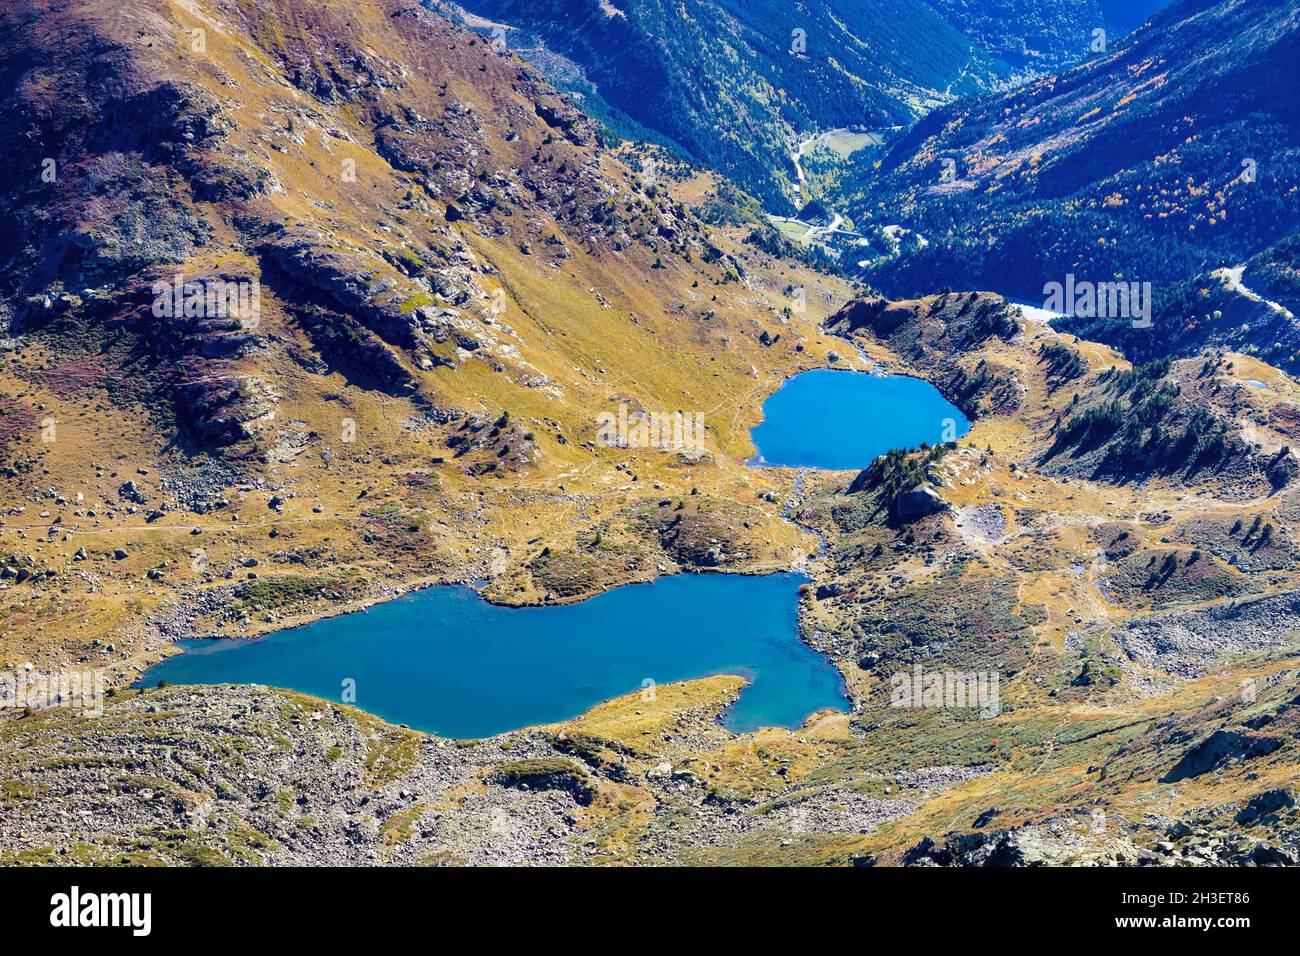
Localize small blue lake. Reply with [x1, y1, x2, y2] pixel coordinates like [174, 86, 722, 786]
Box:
[138, 573, 848, 739]
[750, 370, 970, 470]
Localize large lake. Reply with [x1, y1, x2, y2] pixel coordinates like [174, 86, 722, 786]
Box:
[138, 572, 848, 739]
[750, 369, 970, 469]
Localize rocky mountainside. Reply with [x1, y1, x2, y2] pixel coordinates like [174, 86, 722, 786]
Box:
[2, 0, 1299, 871]
[0, 0, 857, 689]
[836, 0, 1300, 309]
[1061, 237, 1300, 377]
[5, 287, 1299, 866]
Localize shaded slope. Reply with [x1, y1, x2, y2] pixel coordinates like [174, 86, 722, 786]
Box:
[838, 0, 1300, 305]
[447, 0, 992, 210]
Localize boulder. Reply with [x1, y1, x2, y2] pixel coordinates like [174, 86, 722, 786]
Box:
[1161, 730, 1283, 783]
[1235, 788, 1295, 826]
[893, 484, 947, 521]
[117, 480, 146, 504]
[973, 807, 1002, 828]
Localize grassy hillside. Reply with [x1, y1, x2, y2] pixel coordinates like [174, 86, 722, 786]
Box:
[1, 0, 1298, 870]
[0, 0, 857, 686]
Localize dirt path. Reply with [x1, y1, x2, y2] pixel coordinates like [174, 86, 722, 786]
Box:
[1217, 265, 1295, 321]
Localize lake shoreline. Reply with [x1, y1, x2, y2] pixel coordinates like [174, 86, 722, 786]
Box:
[139, 572, 851, 739]
[749, 368, 971, 471]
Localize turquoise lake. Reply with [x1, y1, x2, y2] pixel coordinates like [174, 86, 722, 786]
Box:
[142, 368, 962, 739]
[138, 572, 848, 739]
[750, 369, 970, 470]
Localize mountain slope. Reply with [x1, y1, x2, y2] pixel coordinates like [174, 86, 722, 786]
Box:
[2, 0, 1299, 871]
[921, 0, 1172, 70]
[440, 0, 1178, 213]
[0, 0, 855, 683]
[440, 0, 998, 210]
[837, 0, 1300, 309]
[6, 288, 1300, 867]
